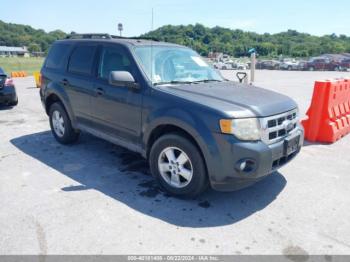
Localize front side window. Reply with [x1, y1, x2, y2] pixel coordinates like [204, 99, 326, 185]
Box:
[68, 45, 96, 75]
[98, 46, 132, 80]
[134, 46, 223, 85]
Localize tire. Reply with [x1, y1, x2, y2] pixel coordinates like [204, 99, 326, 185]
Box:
[288, 66, 292, 71]
[309, 67, 315, 71]
[49, 102, 79, 144]
[334, 66, 340, 71]
[149, 133, 208, 198]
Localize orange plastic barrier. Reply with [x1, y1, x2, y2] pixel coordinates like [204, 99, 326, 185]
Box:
[302, 79, 350, 143]
[10, 71, 28, 78]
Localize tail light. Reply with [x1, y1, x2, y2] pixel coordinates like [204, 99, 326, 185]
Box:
[5, 78, 14, 87]
[39, 74, 43, 87]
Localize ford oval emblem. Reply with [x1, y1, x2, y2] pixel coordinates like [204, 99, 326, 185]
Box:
[283, 120, 294, 132]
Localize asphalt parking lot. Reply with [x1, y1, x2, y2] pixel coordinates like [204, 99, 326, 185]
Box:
[1, 70, 350, 255]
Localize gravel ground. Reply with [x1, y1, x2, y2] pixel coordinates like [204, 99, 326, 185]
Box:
[0, 71, 349, 255]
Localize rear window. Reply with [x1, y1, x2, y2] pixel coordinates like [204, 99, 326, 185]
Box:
[68, 45, 97, 75]
[45, 43, 71, 70]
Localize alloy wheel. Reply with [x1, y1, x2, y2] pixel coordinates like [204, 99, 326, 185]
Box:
[52, 110, 65, 137]
[157, 147, 193, 188]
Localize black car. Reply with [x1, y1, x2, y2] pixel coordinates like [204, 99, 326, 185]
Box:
[40, 34, 303, 197]
[0, 68, 18, 106]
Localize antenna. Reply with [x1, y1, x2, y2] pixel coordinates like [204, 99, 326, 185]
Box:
[151, 8, 154, 31]
[150, 8, 154, 83]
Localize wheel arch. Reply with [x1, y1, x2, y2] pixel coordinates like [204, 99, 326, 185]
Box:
[143, 114, 222, 185]
[44, 87, 78, 129]
[146, 124, 203, 159]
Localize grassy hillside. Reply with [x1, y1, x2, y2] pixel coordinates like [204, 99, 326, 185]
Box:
[142, 24, 350, 57]
[0, 20, 67, 53]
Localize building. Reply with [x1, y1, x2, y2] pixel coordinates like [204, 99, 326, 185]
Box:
[0, 46, 29, 57]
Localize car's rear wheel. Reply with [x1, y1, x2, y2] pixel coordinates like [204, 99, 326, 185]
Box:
[309, 66, 315, 71]
[49, 102, 79, 144]
[149, 134, 208, 197]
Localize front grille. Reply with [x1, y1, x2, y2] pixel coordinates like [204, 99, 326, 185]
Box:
[272, 150, 299, 169]
[260, 109, 299, 144]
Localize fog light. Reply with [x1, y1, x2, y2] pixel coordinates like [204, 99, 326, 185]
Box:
[235, 159, 256, 173]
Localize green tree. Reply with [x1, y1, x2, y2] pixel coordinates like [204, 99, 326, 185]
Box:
[28, 43, 41, 52]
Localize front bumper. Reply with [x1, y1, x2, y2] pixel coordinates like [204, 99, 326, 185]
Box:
[209, 127, 304, 191]
[0, 86, 17, 105]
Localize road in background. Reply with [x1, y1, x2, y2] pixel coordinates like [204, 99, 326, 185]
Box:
[0, 72, 349, 255]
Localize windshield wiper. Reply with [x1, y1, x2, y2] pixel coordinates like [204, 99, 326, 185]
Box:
[154, 81, 194, 86]
[191, 79, 222, 84]
[154, 79, 223, 86]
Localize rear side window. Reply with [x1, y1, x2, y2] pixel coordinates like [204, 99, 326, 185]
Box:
[45, 43, 71, 70]
[68, 45, 97, 75]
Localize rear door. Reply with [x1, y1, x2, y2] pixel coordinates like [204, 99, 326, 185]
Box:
[317, 59, 326, 70]
[91, 44, 143, 142]
[65, 43, 98, 124]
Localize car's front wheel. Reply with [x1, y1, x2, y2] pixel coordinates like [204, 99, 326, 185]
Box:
[149, 134, 208, 197]
[49, 102, 79, 144]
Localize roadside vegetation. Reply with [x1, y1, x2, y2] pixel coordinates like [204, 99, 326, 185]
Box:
[0, 57, 44, 75]
[142, 24, 350, 57]
[0, 20, 66, 53]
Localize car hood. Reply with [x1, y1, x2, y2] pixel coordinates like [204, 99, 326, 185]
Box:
[161, 81, 297, 118]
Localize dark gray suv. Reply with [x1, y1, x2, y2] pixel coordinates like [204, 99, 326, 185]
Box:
[40, 34, 304, 197]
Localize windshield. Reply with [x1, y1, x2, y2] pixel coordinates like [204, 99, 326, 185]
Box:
[134, 46, 223, 85]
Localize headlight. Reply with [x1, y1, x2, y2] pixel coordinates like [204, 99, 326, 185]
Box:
[220, 118, 261, 141]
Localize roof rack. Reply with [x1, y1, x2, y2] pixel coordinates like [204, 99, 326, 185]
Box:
[66, 33, 112, 39]
[65, 33, 160, 42]
[120, 36, 160, 42]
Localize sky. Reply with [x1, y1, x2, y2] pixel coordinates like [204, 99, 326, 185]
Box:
[1, 0, 350, 37]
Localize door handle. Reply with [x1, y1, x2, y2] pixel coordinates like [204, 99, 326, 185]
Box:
[61, 79, 69, 86]
[96, 87, 105, 96]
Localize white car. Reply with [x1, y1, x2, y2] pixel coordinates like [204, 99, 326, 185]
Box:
[280, 59, 299, 70]
[236, 63, 248, 70]
[213, 62, 234, 70]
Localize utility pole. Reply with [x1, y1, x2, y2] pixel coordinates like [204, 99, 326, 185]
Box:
[248, 48, 256, 85]
[118, 23, 123, 37]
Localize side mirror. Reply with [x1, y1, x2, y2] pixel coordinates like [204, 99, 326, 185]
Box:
[109, 71, 139, 89]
